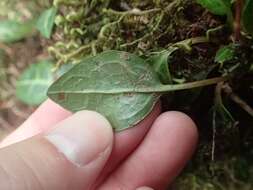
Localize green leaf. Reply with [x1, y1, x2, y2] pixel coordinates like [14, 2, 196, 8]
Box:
[242, 0, 253, 35]
[215, 44, 236, 64]
[36, 6, 57, 39]
[16, 60, 54, 105]
[48, 51, 161, 131]
[196, 0, 232, 15]
[147, 47, 178, 84]
[0, 20, 34, 43]
[48, 51, 226, 131]
[56, 63, 74, 77]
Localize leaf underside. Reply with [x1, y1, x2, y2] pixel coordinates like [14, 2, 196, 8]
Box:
[48, 51, 161, 131]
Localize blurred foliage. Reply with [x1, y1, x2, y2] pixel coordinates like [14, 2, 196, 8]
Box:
[16, 60, 54, 105]
[0, 0, 51, 126]
[0, 20, 35, 43]
[0, 0, 50, 20]
[36, 6, 58, 38]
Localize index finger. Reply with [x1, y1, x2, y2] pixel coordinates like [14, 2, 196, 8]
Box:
[0, 99, 71, 148]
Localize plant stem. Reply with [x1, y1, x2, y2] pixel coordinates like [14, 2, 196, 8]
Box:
[173, 36, 209, 52]
[139, 76, 227, 93]
[223, 84, 253, 117]
[103, 8, 161, 16]
[234, 0, 243, 41]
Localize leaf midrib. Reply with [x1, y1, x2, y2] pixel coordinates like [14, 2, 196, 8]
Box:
[48, 77, 226, 95]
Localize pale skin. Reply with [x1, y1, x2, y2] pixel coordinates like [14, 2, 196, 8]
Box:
[0, 100, 198, 190]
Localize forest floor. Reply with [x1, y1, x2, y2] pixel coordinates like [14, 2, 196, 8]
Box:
[0, 0, 253, 189]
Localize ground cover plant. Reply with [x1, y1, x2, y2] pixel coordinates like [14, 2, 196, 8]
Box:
[0, 0, 252, 189]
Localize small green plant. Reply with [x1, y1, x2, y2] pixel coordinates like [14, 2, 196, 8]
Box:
[197, 0, 253, 37]
[47, 50, 225, 131]
[215, 44, 236, 67]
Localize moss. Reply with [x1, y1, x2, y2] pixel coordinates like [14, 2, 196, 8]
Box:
[49, 0, 198, 65]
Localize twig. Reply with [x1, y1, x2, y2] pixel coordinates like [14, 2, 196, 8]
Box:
[0, 43, 12, 56]
[223, 84, 253, 117]
[11, 106, 31, 119]
[64, 43, 92, 61]
[53, 43, 93, 69]
[234, 0, 243, 41]
[99, 15, 125, 39]
[0, 116, 12, 131]
[212, 82, 224, 161]
[103, 8, 161, 16]
[212, 110, 217, 161]
[173, 36, 209, 52]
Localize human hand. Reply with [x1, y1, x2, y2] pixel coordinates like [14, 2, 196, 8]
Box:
[0, 100, 198, 190]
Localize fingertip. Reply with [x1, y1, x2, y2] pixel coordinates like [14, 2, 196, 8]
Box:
[148, 111, 199, 186]
[75, 110, 112, 128]
[97, 111, 199, 189]
[46, 110, 114, 167]
[72, 110, 114, 143]
[0, 110, 114, 190]
[136, 187, 154, 190]
[156, 111, 198, 144]
[91, 102, 161, 188]
[0, 99, 71, 148]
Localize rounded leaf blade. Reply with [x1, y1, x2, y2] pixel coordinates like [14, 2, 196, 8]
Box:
[48, 51, 161, 131]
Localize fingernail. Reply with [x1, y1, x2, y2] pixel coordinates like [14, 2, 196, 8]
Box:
[45, 111, 113, 167]
[136, 187, 154, 190]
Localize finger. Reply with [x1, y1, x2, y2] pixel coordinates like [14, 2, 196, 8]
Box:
[0, 99, 71, 148]
[99, 111, 198, 190]
[0, 111, 113, 190]
[93, 103, 161, 188]
[136, 187, 154, 190]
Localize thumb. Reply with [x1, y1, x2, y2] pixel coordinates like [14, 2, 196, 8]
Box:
[0, 111, 113, 190]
